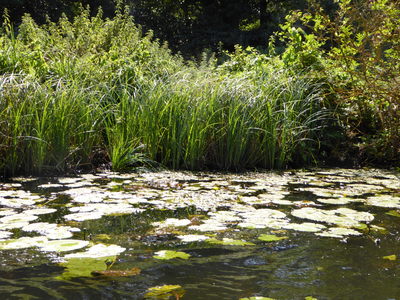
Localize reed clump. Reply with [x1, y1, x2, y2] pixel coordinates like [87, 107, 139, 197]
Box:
[0, 8, 327, 175]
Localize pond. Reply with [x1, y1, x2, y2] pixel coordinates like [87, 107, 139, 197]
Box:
[0, 169, 399, 299]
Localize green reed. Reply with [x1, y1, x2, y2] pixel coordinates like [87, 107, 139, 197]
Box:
[0, 8, 327, 175]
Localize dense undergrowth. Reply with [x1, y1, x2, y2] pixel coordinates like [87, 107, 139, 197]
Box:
[0, 7, 328, 176]
[1, 0, 398, 176]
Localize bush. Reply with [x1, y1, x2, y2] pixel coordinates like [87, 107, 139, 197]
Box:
[276, 0, 400, 164]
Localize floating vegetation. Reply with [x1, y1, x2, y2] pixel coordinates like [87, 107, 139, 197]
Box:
[63, 244, 125, 259]
[154, 250, 191, 260]
[315, 227, 362, 238]
[176, 234, 210, 243]
[207, 238, 255, 246]
[0, 168, 399, 298]
[258, 234, 288, 242]
[40, 239, 90, 252]
[144, 285, 185, 299]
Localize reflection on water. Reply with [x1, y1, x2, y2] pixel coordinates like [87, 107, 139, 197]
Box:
[0, 169, 399, 299]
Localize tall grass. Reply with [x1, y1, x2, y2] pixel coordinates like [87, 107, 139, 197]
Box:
[0, 7, 327, 176]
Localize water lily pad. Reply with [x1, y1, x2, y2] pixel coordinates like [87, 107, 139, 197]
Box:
[316, 198, 354, 205]
[152, 218, 192, 228]
[22, 222, 79, 239]
[144, 285, 185, 299]
[291, 207, 373, 228]
[64, 212, 104, 222]
[39, 239, 89, 252]
[258, 234, 288, 242]
[284, 222, 326, 233]
[315, 227, 362, 238]
[176, 234, 210, 243]
[23, 208, 58, 215]
[366, 195, 400, 208]
[386, 210, 400, 218]
[0, 213, 39, 224]
[207, 238, 255, 246]
[154, 250, 190, 260]
[0, 209, 17, 216]
[58, 256, 116, 279]
[64, 244, 126, 259]
[0, 231, 13, 239]
[0, 236, 48, 250]
[189, 220, 228, 232]
[38, 183, 63, 188]
[0, 198, 36, 208]
[58, 177, 83, 184]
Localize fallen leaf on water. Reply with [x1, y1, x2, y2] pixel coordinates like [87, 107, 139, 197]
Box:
[383, 255, 397, 261]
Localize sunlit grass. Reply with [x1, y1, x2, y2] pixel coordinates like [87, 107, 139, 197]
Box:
[0, 8, 327, 175]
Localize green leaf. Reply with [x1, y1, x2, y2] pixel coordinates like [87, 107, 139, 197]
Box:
[386, 210, 400, 218]
[383, 255, 397, 261]
[207, 238, 255, 246]
[58, 256, 116, 279]
[154, 250, 190, 260]
[144, 285, 185, 299]
[258, 234, 287, 242]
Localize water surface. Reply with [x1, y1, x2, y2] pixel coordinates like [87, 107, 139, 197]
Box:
[0, 169, 399, 299]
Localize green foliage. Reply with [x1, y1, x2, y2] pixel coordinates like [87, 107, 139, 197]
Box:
[277, 0, 400, 164]
[0, 8, 326, 175]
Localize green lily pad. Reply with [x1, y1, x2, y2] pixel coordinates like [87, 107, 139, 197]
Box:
[39, 239, 89, 252]
[22, 222, 79, 239]
[152, 218, 192, 228]
[154, 250, 191, 260]
[315, 227, 362, 238]
[383, 254, 397, 261]
[176, 234, 210, 242]
[366, 195, 400, 208]
[0, 213, 38, 224]
[144, 284, 185, 299]
[291, 207, 373, 228]
[0, 231, 12, 239]
[284, 222, 326, 233]
[24, 208, 57, 215]
[207, 238, 255, 246]
[0, 236, 48, 250]
[64, 212, 104, 222]
[64, 244, 126, 259]
[258, 234, 288, 242]
[386, 210, 400, 218]
[58, 256, 116, 279]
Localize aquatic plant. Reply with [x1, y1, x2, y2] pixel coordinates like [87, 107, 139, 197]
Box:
[0, 8, 327, 175]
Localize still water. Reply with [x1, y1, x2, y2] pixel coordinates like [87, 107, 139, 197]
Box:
[0, 169, 399, 299]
